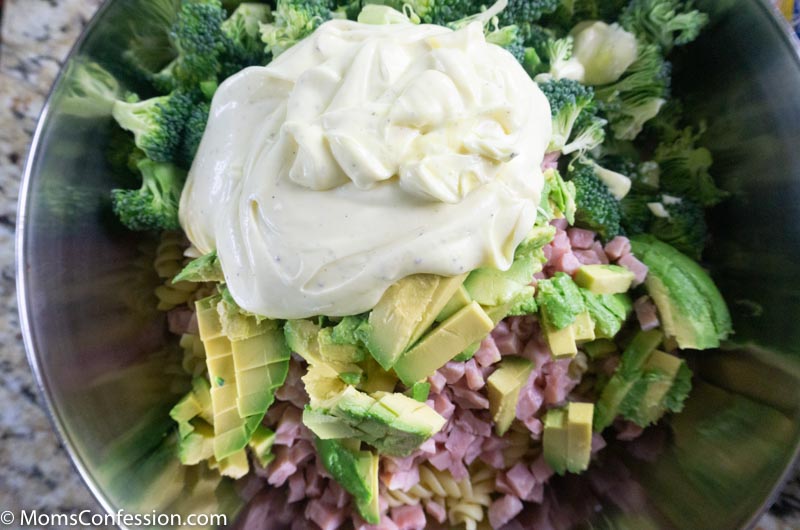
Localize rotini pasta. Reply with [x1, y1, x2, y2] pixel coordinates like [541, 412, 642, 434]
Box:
[153, 231, 199, 311]
[384, 463, 496, 530]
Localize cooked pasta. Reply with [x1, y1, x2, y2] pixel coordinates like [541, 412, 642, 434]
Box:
[153, 231, 198, 311]
[384, 463, 496, 530]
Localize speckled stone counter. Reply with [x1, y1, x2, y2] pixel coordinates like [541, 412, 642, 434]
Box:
[0, 1, 799, 529]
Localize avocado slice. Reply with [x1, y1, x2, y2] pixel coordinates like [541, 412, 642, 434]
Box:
[572, 311, 596, 343]
[315, 438, 380, 524]
[582, 338, 618, 359]
[574, 264, 635, 295]
[215, 449, 250, 479]
[365, 274, 466, 370]
[487, 356, 535, 435]
[304, 386, 446, 456]
[173, 251, 225, 283]
[248, 425, 276, 468]
[393, 301, 495, 385]
[435, 285, 472, 322]
[177, 420, 215, 465]
[171, 377, 216, 465]
[630, 235, 732, 350]
[196, 295, 289, 461]
[318, 327, 366, 364]
[360, 356, 398, 394]
[542, 319, 578, 358]
[543, 402, 594, 475]
[593, 329, 664, 431]
[285, 319, 362, 378]
[408, 381, 431, 402]
[618, 350, 692, 427]
[581, 289, 632, 339]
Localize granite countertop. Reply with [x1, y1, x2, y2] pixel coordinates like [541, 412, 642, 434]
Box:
[0, 1, 799, 529]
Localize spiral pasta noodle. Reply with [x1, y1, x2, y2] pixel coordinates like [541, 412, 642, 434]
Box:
[153, 231, 199, 311]
[384, 463, 496, 530]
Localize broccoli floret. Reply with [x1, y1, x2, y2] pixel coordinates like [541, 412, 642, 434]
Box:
[112, 91, 195, 163]
[595, 43, 671, 140]
[260, 0, 336, 57]
[654, 126, 727, 207]
[485, 24, 527, 63]
[544, 0, 628, 29]
[123, 0, 181, 84]
[220, 3, 271, 78]
[154, 0, 228, 91]
[620, 189, 656, 235]
[60, 59, 123, 119]
[179, 101, 211, 168]
[620, 0, 708, 52]
[538, 78, 597, 153]
[392, 0, 488, 25]
[568, 161, 622, 240]
[564, 107, 606, 155]
[648, 195, 707, 259]
[111, 158, 186, 231]
[498, 0, 559, 27]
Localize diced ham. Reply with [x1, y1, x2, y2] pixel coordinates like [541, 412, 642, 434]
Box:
[541, 151, 560, 171]
[451, 385, 490, 410]
[289, 440, 315, 467]
[516, 372, 543, 421]
[427, 450, 451, 471]
[418, 438, 437, 454]
[591, 432, 607, 454]
[617, 253, 648, 286]
[604, 236, 632, 261]
[591, 241, 610, 264]
[474, 336, 502, 367]
[495, 472, 516, 496]
[574, 249, 603, 265]
[482, 435, 509, 453]
[464, 434, 485, 465]
[543, 361, 571, 405]
[306, 464, 326, 496]
[384, 455, 416, 473]
[274, 406, 304, 446]
[530, 455, 555, 483]
[432, 393, 455, 419]
[439, 362, 465, 384]
[445, 429, 476, 461]
[523, 483, 545, 503]
[616, 421, 645, 441]
[493, 329, 523, 356]
[234, 473, 265, 503]
[275, 360, 309, 408]
[305, 499, 346, 530]
[455, 410, 492, 437]
[480, 449, 506, 470]
[167, 307, 197, 335]
[355, 514, 400, 530]
[551, 251, 582, 275]
[547, 230, 571, 262]
[424, 500, 447, 524]
[428, 371, 447, 395]
[391, 504, 427, 530]
[448, 458, 469, 480]
[321, 481, 351, 509]
[567, 228, 596, 250]
[464, 359, 485, 390]
[288, 472, 306, 503]
[523, 417, 543, 439]
[634, 295, 660, 331]
[550, 218, 569, 231]
[382, 467, 420, 491]
[489, 495, 524, 529]
[267, 447, 298, 486]
[504, 462, 536, 498]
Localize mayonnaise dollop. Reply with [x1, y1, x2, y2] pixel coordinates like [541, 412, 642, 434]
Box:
[179, 18, 552, 319]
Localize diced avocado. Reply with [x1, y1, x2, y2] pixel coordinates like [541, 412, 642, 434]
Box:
[339, 372, 363, 386]
[581, 289, 632, 339]
[542, 319, 577, 358]
[506, 286, 539, 317]
[452, 341, 480, 362]
[216, 449, 249, 479]
[197, 295, 285, 461]
[315, 437, 380, 522]
[572, 311, 596, 343]
[318, 327, 366, 364]
[177, 420, 214, 465]
[360, 356, 398, 394]
[630, 235, 732, 350]
[536, 272, 586, 330]
[594, 329, 664, 431]
[171, 377, 216, 466]
[543, 402, 594, 475]
[517, 224, 557, 253]
[330, 315, 371, 346]
[217, 291, 276, 342]
[409, 381, 431, 402]
[393, 301, 494, 385]
[248, 425, 276, 468]
[365, 274, 453, 370]
[302, 363, 348, 407]
[436, 285, 472, 322]
[304, 386, 446, 456]
[173, 250, 225, 283]
[618, 350, 692, 427]
[574, 265, 635, 295]
[409, 274, 469, 345]
[583, 339, 617, 359]
[487, 356, 534, 435]
[171, 377, 213, 426]
[285, 319, 361, 378]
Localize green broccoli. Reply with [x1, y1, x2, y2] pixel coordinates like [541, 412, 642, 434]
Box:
[565, 107, 606, 155]
[485, 24, 527, 64]
[112, 91, 195, 163]
[153, 0, 229, 92]
[595, 43, 671, 141]
[567, 161, 622, 241]
[536, 272, 586, 330]
[179, 101, 211, 168]
[648, 195, 707, 259]
[111, 158, 186, 231]
[620, 0, 708, 52]
[392, 0, 489, 25]
[654, 126, 727, 207]
[619, 188, 657, 235]
[123, 0, 181, 84]
[544, 0, 628, 29]
[220, 3, 272, 78]
[59, 59, 123, 119]
[538, 78, 597, 153]
[260, 0, 336, 57]
[498, 0, 560, 27]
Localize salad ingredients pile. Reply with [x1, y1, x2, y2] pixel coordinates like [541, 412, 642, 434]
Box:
[71, 0, 732, 527]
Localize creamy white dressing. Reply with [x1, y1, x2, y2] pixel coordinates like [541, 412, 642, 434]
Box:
[179, 18, 552, 319]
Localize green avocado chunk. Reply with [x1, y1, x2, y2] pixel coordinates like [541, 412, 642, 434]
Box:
[630, 235, 732, 350]
[487, 356, 534, 435]
[173, 251, 225, 283]
[315, 438, 380, 524]
[574, 264, 635, 294]
[581, 289, 632, 339]
[543, 402, 594, 474]
[303, 386, 446, 457]
[365, 274, 467, 370]
[435, 286, 472, 323]
[393, 301, 495, 385]
[536, 272, 587, 330]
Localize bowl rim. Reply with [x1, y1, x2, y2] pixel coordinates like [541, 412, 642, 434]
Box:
[14, 1, 800, 528]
